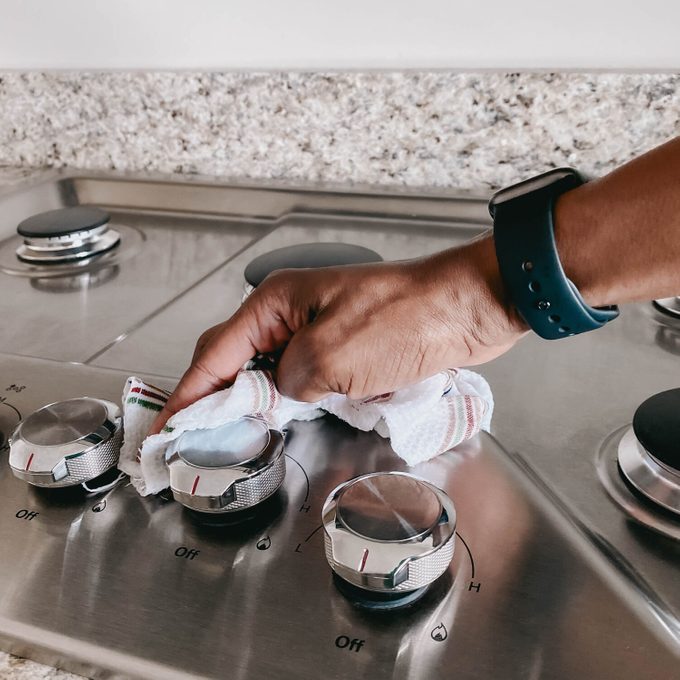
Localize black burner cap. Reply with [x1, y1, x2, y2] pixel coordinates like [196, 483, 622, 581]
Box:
[632, 388, 680, 470]
[244, 243, 382, 287]
[17, 206, 110, 238]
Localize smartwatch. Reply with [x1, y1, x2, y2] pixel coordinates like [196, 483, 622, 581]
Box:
[489, 167, 619, 340]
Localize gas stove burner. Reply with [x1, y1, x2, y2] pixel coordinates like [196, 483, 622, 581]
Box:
[16, 206, 121, 265]
[243, 242, 382, 297]
[322, 472, 456, 609]
[617, 389, 680, 517]
[653, 297, 680, 319]
[167, 417, 285, 513]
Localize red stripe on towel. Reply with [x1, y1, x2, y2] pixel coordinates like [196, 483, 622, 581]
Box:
[130, 386, 168, 402]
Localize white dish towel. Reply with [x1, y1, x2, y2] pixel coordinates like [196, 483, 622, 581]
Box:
[119, 368, 494, 496]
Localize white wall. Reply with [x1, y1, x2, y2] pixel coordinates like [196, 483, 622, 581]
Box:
[0, 0, 677, 70]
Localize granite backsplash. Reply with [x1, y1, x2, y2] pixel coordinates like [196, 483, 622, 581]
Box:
[0, 72, 679, 190]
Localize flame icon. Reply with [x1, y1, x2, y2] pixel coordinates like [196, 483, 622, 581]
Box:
[256, 536, 271, 550]
[92, 499, 107, 513]
[431, 623, 448, 642]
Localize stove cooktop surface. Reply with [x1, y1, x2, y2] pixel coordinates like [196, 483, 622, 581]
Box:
[0, 171, 678, 679]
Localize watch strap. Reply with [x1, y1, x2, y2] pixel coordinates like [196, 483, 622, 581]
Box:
[492, 172, 619, 339]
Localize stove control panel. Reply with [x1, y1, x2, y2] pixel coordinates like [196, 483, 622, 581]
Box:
[322, 471, 456, 609]
[8, 397, 122, 488]
[0, 354, 676, 680]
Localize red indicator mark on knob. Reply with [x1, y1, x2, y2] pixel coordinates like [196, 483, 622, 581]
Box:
[358, 548, 369, 572]
[190, 475, 200, 495]
[25, 453, 34, 471]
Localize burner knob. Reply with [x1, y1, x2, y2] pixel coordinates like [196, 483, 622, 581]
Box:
[9, 398, 122, 487]
[322, 472, 456, 595]
[166, 417, 285, 513]
[618, 388, 680, 514]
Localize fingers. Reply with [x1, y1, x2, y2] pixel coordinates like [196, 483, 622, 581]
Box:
[148, 298, 293, 434]
[276, 321, 340, 402]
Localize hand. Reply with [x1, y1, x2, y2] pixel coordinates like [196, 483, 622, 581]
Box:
[149, 235, 527, 434]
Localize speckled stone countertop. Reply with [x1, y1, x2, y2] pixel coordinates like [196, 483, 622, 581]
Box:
[0, 70, 678, 679]
[1, 72, 679, 190]
[0, 654, 82, 680]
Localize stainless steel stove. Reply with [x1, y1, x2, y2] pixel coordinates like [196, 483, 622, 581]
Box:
[0, 171, 679, 679]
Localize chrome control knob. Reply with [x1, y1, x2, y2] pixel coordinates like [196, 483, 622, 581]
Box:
[167, 417, 285, 513]
[322, 472, 456, 595]
[9, 397, 122, 487]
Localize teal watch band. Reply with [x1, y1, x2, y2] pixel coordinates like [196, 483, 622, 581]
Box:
[489, 168, 619, 340]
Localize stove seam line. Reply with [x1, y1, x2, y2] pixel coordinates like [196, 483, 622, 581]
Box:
[82, 225, 278, 365]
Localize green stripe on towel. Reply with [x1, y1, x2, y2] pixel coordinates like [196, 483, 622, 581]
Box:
[126, 396, 163, 411]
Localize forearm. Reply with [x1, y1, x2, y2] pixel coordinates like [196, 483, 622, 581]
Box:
[554, 136, 680, 307]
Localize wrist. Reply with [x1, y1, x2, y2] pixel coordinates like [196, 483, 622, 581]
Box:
[465, 234, 530, 338]
[553, 183, 609, 307]
[423, 235, 528, 344]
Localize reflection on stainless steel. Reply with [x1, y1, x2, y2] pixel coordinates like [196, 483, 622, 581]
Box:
[653, 297, 680, 319]
[167, 418, 285, 513]
[337, 473, 442, 540]
[654, 325, 680, 356]
[0, 173, 678, 678]
[323, 472, 456, 593]
[30, 265, 120, 293]
[9, 397, 122, 488]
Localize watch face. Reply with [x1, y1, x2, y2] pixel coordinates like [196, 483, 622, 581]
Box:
[490, 167, 579, 209]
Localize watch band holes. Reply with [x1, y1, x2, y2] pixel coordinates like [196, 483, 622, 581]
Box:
[536, 300, 551, 311]
[548, 314, 561, 323]
[522, 261, 534, 272]
[528, 281, 541, 292]
[558, 325, 571, 334]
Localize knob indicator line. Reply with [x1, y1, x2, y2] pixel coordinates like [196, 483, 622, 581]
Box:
[190, 475, 200, 496]
[25, 453, 34, 471]
[304, 524, 324, 543]
[1, 403, 22, 421]
[455, 531, 475, 579]
[358, 548, 369, 572]
[284, 454, 310, 502]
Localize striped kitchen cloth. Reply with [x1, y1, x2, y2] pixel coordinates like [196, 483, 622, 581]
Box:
[120, 368, 493, 496]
